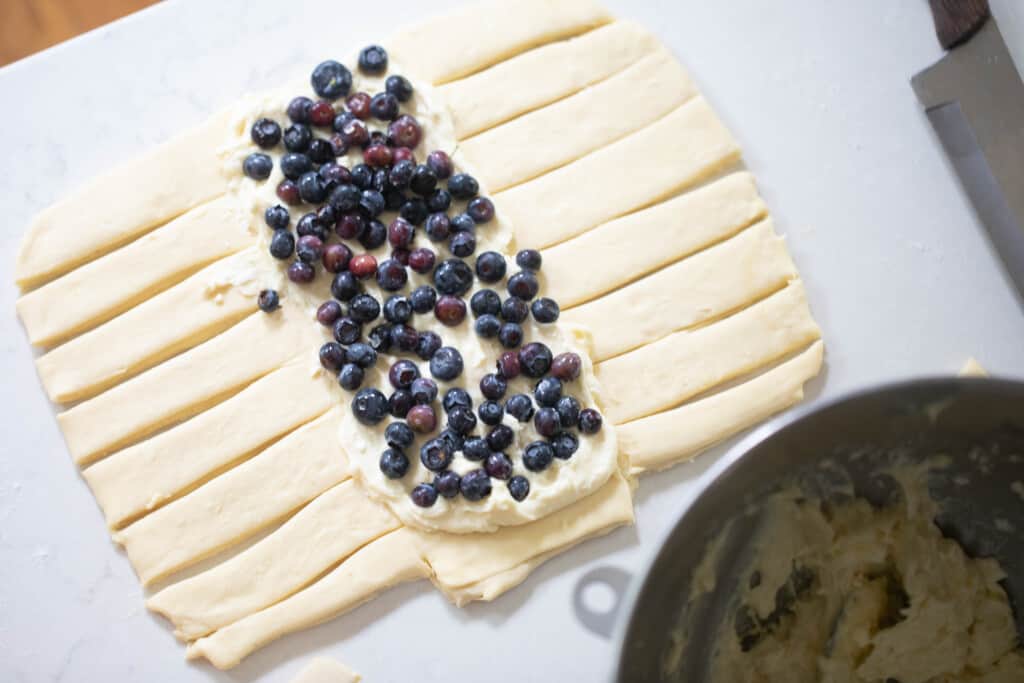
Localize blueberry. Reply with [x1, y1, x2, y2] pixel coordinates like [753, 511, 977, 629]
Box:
[505, 394, 535, 422]
[434, 471, 461, 499]
[276, 179, 301, 205]
[531, 297, 560, 323]
[430, 346, 464, 381]
[447, 405, 477, 435]
[312, 60, 353, 99]
[359, 219, 388, 250]
[486, 424, 515, 451]
[534, 377, 562, 407]
[498, 323, 523, 349]
[319, 341, 347, 371]
[388, 115, 422, 149]
[427, 188, 452, 213]
[523, 441, 555, 472]
[330, 184, 362, 213]
[388, 160, 415, 189]
[358, 45, 388, 74]
[496, 351, 521, 379]
[287, 96, 314, 124]
[410, 377, 438, 405]
[329, 132, 349, 156]
[425, 213, 451, 241]
[287, 260, 315, 283]
[379, 448, 410, 479]
[367, 323, 393, 353]
[578, 408, 603, 435]
[551, 432, 579, 460]
[351, 164, 374, 190]
[257, 289, 279, 312]
[460, 469, 492, 502]
[500, 297, 529, 323]
[473, 376, 504, 404]
[519, 342, 553, 378]
[360, 189, 386, 217]
[389, 390, 414, 418]
[416, 330, 443, 361]
[340, 118, 369, 147]
[485, 453, 513, 480]
[347, 342, 378, 369]
[338, 363, 364, 390]
[469, 289, 500, 317]
[508, 475, 530, 501]
[410, 164, 438, 196]
[450, 212, 476, 234]
[350, 254, 378, 280]
[349, 294, 381, 323]
[449, 232, 476, 258]
[439, 428, 465, 453]
[264, 205, 290, 230]
[346, 92, 372, 119]
[472, 252, 505, 284]
[296, 212, 324, 238]
[474, 314, 501, 338]
[534, 407, 560, 438]
[420, 438, 452, 472]
[555, 395, 581, 428]
[507, 271, 539, 300]
[243, 153, 273, 180]
[394, 326, 422, 355]
[376, 258, 408, 292]
[408, 248, 436, 274]
[385, 422, 415, 449]
[352, 387, 388, 425]
[443, 388, 472, 413]
[385, 74, 414, 102]
[317, 300, 343, 326]
[283, 123, 313, 153]
[516, 249, 542, 271]
[400, 198, 429, 225]
[322, 243, 352, 273]
[389, 359, 420, 389]
[426, 150, 453, 180]
[331, 271, 361, 301]
[384, 187, 408, 210]
[410, 286, 438, 314]
[434, 295, 467, 326]
[269, 230, 295, 259]
[406, 404, 437, 433]
[551, 352, 582, 382]
[333, 316, 361, 344]
[281, 153, 313, 180]
[410, 483, 438, 507]
[433, 259, 474, 296]
[319, 163, 350, 189]
[467, 197, 495, 224]
[448, 173, 479, 200]
[478, 400, 504, 426]
[463, 437, 491, 462]
[370, 92, 399, 121]
[296, 235, 323, 263]
[382, 295, 412, 324]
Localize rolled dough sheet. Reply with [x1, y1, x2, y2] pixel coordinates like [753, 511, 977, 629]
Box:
[290, 657, 361, 683]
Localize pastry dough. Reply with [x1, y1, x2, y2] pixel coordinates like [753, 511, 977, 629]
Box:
[290, 657, 361, 683]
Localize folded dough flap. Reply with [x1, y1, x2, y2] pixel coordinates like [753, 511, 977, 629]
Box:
[499, 96, 741, 250]
[620, 340, 824, 473]
[563, 218, 798, 361]
[440, 20, 660, 140]
[15, 108, 237, 290]
[387, 0, 612, 85]
[117, 409, 348, 586]
[543, 171, 768, 308]
[460, 48, 697, 192]
[37, 247, 261, 404]
[597, 280, 821, 424]
[83, 360, 335, 530]
[147, 479, 400, 641]
[58, 304, 321, 466]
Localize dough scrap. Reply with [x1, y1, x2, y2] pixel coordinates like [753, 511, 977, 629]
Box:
[290, 657, 361, 683]
[959, 357, 989, 377]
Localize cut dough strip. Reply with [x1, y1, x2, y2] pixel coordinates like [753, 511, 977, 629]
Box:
[148, 480, 400, 641]
[619, 341, 824, 473]
[440, 20, 659, 139]
[58, 305, 323, 465]
[83, 360, 335, 529]
[562, 219, 797, 361]
[14, 109, 235, 290]
[37, 248, 260, 404]
[290, 657, 361, 683]
[543, 171, 767, 308]
[597, 281, 820, 424]
[388, 0, 612, 85]
[459, 48, 696, 191]
[497, 96, 740, 250]
[117, 409, 348, 585]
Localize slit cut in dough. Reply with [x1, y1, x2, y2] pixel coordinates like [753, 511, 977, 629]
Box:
[459, 48, 696, 192]
[497, 96, 740, 250]
[562, 218, 797, 361]
[543, 171, 767, 308]
[440, 20, 659, 139]
[596, 281, 820, 424]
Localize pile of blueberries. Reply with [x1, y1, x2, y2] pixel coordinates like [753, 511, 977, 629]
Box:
[247, 47, 602, 508]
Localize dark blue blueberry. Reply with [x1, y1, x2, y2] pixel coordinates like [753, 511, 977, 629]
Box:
[333, 316, 362, 344]
[389, 390, 414, 418]
[389, 359, 420, 389]
[338, 363, 364, 390]
[243, 153, 273, 180]
[474, 314, 501, 338]
[447, 405, 477, 435]
[408, 248, 436, 274]
[331, 271, 361, 301]
[370, 92, 400, 121]
[551, 432, 579, 460]
[264, 204, 290, 230]
[400, 198, 429, 225]
[480, 373, 507, 401]
[296, 212, 323, 238]
[531, 297, 560, 324]
[443, 387, 472, 413]
[438, 428, 465, 453]
[347, 342, 378, 369]
[478, 400, 504, 426]
[498, 323, 523, 349]
[352, 387, 388, 424]
[508, 475, 530, 501]
[385, 421, 415, 449]
[269, 229, 295, 259]
[319, 341, 347, 371]
[485, 453, 513, 480]
[430, 346, 464, 381]
[298, 171, 328, 203]
[450, 212, 476, 233]
[505, 394, 535, 423]
[410, 483, 438, 508]
[463, 437, 491, 461]
[296, 235, 323, 263]
[359, 219, 388, 250]
[470, 289, 502, 317]
[311, 60, 353, 99]
[307, 138, 334, 164]
[434, 295, 466, 326]
[358, 45, 388, 74]
[449, 231, 476, 258]
[372, 167, 389, 193]
[424, 213, 451, 241]
[516, 249, 542, 271]
[379, 448, 410, 479]
[496, 351, 521, 380]
[388, 159, 415, 189]
[518, 342, 552, 378]
[534, 407, 560, 438]
[316, 203, 338, 227]
[426, 150, 453, 179]
[500, 297, 528, 323]
[329, 184, 362, 212]
[448, 173, 479, 200]
[281, 152, 313, 180]
[534, 377, 562, 407]
[360, 189, 386, 217]
[286, 260, 315, 283]
[410, 377, 438, 405]
[333, 110, 355, 134]
[283, 124, 313, 152]
[433, 259, 474, 296]
[419, 438, 452, 472]
[367, 323, 393, 353]
[351, 164, 374, 190]
[460, 469, 492, 502]
[556, 395, 581, 428]
[467, 197, 495, 224]
[486, 424, 515, 451]
[523, 441, 555, 472]
[383, 295, 413, 324]
[474, 252, 507, 283]
[415, 330, 443, 362]
[507, 271, 539, 300]
[376, 259, 408, 291]
[392, 325, 420, 354]
[385, 74, 414, 102]
[287, 96, 314, 124]
[349, 294, 381, 323]
[427, 188, 452, 213]
[410, 286, 438, 314]
[578, 408, 603, 435]
[319, 163, 349, 190]
[433, 471, 461, 498]
[257, 289, 279, 312]
[410, 164, 438, 196]
[384, 187, 407, 210]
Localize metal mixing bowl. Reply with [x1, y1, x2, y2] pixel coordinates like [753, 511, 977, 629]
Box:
[611, 378, 1024, 681]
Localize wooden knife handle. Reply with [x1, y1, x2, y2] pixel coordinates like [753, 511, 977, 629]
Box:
[927, 0, 990, 49]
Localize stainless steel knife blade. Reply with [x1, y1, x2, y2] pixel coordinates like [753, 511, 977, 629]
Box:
[912, 17, 1024, 297]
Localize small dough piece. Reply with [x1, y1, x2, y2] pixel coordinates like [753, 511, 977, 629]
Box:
[16, 195, 252, 348]
[58, 306, 322, 465]
[619, 341, 824, 473]
[83, 360, 334, 529]
[185, 529, 430, 670]
[388, 0, 612, 85]
[440, 20, 659, 139]
[597, 282, 820, 424]
[460, 49, 696, 191]
[959, 357, 989, 377]
[15, 109, 235, 289]
[148, 480, 400, 641]
[290, 657, 361, 683]
[117, 409, 348, 585]
[497, 96, 740, 250]
[37, 248, 259, 404]
[562, 219, 797, 361]
[544, 172, 767, 308]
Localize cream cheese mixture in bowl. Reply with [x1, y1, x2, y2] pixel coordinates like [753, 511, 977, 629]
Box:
[612, 378, 1024, 682]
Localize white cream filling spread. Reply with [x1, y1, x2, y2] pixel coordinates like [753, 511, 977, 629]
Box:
[208, 62, 619, 534]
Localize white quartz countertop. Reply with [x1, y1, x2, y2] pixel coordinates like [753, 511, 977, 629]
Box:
[2, 1, 1023, 681]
